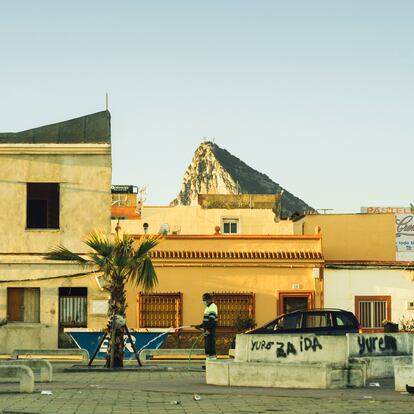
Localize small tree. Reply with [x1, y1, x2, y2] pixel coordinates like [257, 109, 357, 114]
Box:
[46, 231, 159, 368]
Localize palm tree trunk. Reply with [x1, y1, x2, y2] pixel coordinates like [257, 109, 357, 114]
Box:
[105, 272, 127, 368]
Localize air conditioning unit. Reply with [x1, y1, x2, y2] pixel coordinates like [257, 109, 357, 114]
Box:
[312, 268, 320, 279]
[406, 301, 414, 310]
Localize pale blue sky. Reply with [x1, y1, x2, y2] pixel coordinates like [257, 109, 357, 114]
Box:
[1, 1, 413, 212]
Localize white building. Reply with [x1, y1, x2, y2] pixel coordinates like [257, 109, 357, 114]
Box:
[324, 262, 414, 332]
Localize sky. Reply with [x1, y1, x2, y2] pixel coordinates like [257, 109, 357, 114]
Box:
[1, 0, 413, 213]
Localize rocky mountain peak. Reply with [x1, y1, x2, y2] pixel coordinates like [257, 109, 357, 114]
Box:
[171, 141, 314, 216]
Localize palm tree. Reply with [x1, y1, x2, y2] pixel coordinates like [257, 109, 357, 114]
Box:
[46, 231, 159, 368]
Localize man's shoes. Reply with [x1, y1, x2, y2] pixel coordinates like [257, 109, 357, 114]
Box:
[206, 356, 217, 360]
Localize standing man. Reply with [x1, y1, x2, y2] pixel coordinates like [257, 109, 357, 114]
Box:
[193, 293, 218, 359]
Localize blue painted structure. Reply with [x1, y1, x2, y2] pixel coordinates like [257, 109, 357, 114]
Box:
[69, 331, 168, 359]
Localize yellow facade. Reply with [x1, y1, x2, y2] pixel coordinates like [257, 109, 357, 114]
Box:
[112, 204, 294, 236]
[0, 112, 112, 353]
[126, 234, 323, 329]
[293, 213, 396, 261]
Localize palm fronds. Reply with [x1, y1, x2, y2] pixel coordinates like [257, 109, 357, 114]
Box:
[134, 236, 159, 260]
[129, 257, 158, 291]
[84, 231, 115, 259]
[45, 245, 88, 264]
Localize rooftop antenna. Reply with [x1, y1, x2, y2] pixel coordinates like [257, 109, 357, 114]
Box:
[105, 93, 109, 110]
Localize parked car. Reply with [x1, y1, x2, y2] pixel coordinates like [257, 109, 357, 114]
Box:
[246, 308, 361, 335]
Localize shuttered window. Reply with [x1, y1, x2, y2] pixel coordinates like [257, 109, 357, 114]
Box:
[212, 292, 255, 329]
[355, 296, 391, 331]
[7, 288, 40, 323]
[138, 292, 182, 328]
[59, 287, 87, 327]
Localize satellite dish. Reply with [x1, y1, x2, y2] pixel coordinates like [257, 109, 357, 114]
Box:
[159, 223, 170, 235]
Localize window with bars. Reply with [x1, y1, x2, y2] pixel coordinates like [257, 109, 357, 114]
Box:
[212, 292, 255, 329]
[59, 287, 87, 327]
[138, 292, 182, 328]
[355, 296, 391, 331]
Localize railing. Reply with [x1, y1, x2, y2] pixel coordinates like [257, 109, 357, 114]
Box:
[59, 296, 87, 327]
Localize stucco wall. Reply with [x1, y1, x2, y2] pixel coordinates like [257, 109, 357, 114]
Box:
[112, 205, 294, 236]
[324, 268, 414, 325]
[295, 214, 395, 261]
[0, 151, 112, 253]
[0, 143, 112, 353]
[126, 236, 323, 328]
[126, 265, 321, 329]
[0, 261, 108, 354]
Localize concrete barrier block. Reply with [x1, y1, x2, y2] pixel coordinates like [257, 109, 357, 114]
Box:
[0, 359, 52, 382]
[230, 361, 329, 388]
[347, 333, 414, 358]
[394, 365, 414, 391]
[0, 365, 34, 393]
[238, 334, 348, 365]
[12, 348, 89, 364]
[207, 360, 366, 389]
[350, 355, 411, 379]
[139, 348, 204, 363]
[329, 365, 365, 389]
[206, 360, 230, 386]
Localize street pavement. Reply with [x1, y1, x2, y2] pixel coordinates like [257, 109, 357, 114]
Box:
[0, 362, 413, 413]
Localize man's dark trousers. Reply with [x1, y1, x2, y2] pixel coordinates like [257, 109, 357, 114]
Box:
[205, 327, 216, 356]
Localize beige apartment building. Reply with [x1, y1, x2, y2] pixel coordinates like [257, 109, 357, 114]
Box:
[0, 111, 112, 353]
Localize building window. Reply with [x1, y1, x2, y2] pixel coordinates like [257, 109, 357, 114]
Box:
[59, 288, 87, 327]
[26, 183, 59, 229]
[212, 292, 255, 329]
[355, 296, 391, 331]
[222, 218, 239, 234]
[138, 292, 182, 328]
[7, 288, 40, 323]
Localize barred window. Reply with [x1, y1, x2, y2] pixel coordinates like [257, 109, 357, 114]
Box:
[212, 292, 255, 329]
[59, 287, 87, 327]
[355, 296, 391, 331]
[138, 292, 182, 328]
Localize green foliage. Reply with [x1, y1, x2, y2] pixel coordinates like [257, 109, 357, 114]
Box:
[45, 231, 160, 368]
[399, 316, 414, 331]
[234, 315, 256, 333]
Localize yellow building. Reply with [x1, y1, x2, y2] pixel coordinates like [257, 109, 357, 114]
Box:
[112, 193, 294, 236]
[0, 111, 112, 353]
[293, 212, 414, 332]
[293, 213, 396, 261]
[125, 233, 323, 331]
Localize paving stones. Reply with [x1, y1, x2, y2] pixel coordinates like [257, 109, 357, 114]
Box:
[0, 364, 413, 413]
